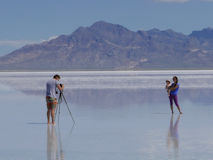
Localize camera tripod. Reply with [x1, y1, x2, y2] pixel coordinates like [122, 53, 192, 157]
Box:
[55, 91, 75, 124]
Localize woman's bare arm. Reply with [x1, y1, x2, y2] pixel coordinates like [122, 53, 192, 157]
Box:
[170, 85, 178, 91]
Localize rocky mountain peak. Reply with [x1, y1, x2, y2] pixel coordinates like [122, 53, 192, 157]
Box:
[1, 21, 213, 70]
[189, 27, 213, 39]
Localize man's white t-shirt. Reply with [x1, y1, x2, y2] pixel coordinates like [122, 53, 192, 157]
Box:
[46, 79, 60, 98]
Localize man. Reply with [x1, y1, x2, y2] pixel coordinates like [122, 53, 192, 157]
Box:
[46, 74, 64, 125]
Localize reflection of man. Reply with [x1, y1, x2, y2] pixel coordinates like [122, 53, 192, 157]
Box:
[47, 125, 65, 160]
[46, 74, 64, 125]
[167, 115, 181, 158]
[47, 125, 57, 160]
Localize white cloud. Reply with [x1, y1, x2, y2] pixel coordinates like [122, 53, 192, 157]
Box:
[0, 36, 58, 48]
[48, 35, 58, 41]
[0, 40, 37, 47]
[154, 0, 190, 2]
[155, 0, 213, 2]
[41, 35, 59, 42]
[201, 0, 213, 1]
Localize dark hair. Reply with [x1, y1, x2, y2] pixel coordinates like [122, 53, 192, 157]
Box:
[173, 76, 178, 87]
[53, 74, 61, 79]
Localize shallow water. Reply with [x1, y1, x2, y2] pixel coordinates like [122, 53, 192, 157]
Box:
[0, 71, 213, 160]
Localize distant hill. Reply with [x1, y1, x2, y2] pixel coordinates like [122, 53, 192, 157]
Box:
[1, 21, 213, 70]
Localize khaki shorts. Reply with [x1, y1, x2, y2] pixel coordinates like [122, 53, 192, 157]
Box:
[46, 96, 57, 109]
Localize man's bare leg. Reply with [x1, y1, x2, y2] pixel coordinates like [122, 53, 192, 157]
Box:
[47, 109, 51, 124]
[51, 109, 56, 125]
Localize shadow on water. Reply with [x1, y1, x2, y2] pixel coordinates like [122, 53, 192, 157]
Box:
[47, 123, 75, 160]
[27, 122, 47, 125]
[167, 114, 181, 160]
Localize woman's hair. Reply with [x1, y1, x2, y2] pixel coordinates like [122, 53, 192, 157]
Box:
[173, 76, 178, 87]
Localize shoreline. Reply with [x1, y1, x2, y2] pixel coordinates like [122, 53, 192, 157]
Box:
[1, 68, 213, 72]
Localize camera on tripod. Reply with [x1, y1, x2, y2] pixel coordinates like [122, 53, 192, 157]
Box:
[56, 83, 63, 94]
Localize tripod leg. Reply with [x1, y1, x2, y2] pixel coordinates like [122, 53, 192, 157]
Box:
[57, 103, 61, 123]
[55, 94, 62, 121]
[61, 93, 75, 124]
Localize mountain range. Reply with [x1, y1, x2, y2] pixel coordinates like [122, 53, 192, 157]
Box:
[1, 21, 213, 70]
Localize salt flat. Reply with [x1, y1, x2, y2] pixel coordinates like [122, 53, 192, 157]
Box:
[0, 71, 213, 160]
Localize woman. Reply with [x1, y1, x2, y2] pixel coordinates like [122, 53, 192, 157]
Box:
[169, 76, 182, 114]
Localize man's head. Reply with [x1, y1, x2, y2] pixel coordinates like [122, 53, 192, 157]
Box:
[53, 74, 61, 80]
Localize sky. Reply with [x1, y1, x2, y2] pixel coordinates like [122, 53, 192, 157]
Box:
[0, 0, 213, 56]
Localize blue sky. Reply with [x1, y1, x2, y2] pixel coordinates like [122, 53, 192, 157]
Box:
[0, 0, 213, 56]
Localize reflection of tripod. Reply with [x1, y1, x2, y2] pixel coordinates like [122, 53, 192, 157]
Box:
[55, 91, 75, 124]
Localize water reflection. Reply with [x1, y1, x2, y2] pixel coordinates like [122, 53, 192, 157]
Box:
[2, 71, 213, 107]
[47, 125, 58, 160]
[167, 115, 181, 159]
[47, 125, 64, 160]
[47, 123, 74, 160]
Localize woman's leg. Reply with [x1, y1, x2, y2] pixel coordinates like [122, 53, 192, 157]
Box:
[169, 95, 174, 114]
[174, 95, 182, 114]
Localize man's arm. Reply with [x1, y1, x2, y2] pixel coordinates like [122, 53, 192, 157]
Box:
[57, 84, 64, 91]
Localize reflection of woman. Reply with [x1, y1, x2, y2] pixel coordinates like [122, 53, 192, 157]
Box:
[169, 76, 182, 114]
[47, 125, 58, 160]
[167, 115, 181, 156]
